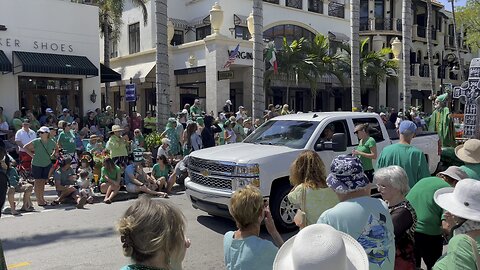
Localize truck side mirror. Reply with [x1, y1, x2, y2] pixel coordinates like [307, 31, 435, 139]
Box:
[332, 133, 347, 152]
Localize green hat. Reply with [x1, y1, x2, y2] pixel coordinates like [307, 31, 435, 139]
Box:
[436, 93, 448, 102]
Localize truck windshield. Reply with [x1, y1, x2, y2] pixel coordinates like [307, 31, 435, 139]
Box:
[244, 120, 319, 149]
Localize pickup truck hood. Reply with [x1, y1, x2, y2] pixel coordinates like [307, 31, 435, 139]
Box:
[189, 143, 301, 164]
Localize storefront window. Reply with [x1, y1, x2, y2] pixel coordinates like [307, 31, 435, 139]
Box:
[129, 22, 140, 54]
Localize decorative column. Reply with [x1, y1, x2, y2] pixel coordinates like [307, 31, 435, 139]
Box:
[209, 2, 224, 36]
[204, 36, 230, 116]
[252, 0, 265, 120]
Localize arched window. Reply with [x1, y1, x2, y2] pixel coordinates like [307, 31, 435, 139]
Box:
[263, 24, 315, 48]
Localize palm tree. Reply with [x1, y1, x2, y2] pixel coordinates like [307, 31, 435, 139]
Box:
[98, 0, 148, 106]
[350, 0, 361, 110]
[252, 0, 265, 121]
[155, 0, 169, 130]
[307, 35, 346, 87]
[402, 0, 413, 112]
[426, 0, 435, 95]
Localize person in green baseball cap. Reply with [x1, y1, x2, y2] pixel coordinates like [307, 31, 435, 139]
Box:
[427, 93, 455, 147]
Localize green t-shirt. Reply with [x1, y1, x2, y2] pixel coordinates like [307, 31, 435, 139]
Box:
[53, 167, 75, 186]
[100, 165, 121, 183]
[287, 183, 339, 226]
[460, 164, 480, 180]
[152, 163, 171, 179]
[377, 143, 430, 188]
[356, 136, 376, 171]
[106, 135, 128, 158]
[57, 131, 76, 154]
[406, 176, 449, 235]
[190, 105, 201, 116]
[12, 118, 22, 131]
[32, 138, 56, 167]
[433, 234, 480, 270]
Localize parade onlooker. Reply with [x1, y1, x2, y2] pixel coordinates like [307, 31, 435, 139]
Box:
[162, 118, 181, 158]
[353, 123, 377, 182]
[51, 157, 87, 208]
[280, 104, 290, 115]
[433, 178, 480, 269]
[76, 169, 94, 204]
[273, 224, 369, 270]
[455, 138, 480, 180]
[232, 117, 246, 143]
[26, 112, 40, 131]
[6, 164, 33, 215]
[224, 120, 236, 144]
[405, 166, 467, 270]
[374, 166, 417, 270]
[99, 157, 121, 204]
[0, 107, 8, 128]
[143, 111, 156, 134]
[84, 110, 98, 130]
[184, 121, 202, 155]
[157, 138, 172, 162]
[235, 106, 247, 121]
[288, 150, 338, 228]
[317, 155, 395, 270]
[152, 154, 171, 191]
[190, 99, 202, 119]
[124, 156, 167, 197]
[57, 121, 77, 162]
[223, 100, 234, 118]
[118, 196, 190, 270]
[196, 116, 205, 135]
[264, 104, 278, 121]
[132, 129, 145, 150]
[86, 135, 102, 153]
[11, 110, 23, 131]
[0, 115, 8, 133]
[15, 119, 37, 169]
[201, 115, 222, 148]
[377, 120, 429, 187]
[224, 185, 283, 270]
[243, 118, 254, 137]
[58, 108, 74, 123]
[0, 149, 8, 219]
[129, 112, 142, 133]
[106, 125, 129, 166]
[23, 126, 54, 206]
[114, 112, 129, 130]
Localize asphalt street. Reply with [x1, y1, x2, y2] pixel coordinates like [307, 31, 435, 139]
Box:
[0, 190, 295, 270]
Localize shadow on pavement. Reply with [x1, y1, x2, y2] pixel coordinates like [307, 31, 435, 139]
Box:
[196, 215, 236, 234]
[2, 227, 115, 251]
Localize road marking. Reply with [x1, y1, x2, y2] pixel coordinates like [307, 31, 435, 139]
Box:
[7, 262, 31, 268]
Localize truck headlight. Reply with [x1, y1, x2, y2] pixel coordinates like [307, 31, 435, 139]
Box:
[232, 177, 260, 190]
[235, 164, 260, 176]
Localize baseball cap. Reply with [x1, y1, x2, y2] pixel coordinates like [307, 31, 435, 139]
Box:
[22, 118, 30, 124]
[38, 126, 50, 133]
[46, 108, 53, 113]
[399, 120, 417, 134]
[62, 108, 69, 113]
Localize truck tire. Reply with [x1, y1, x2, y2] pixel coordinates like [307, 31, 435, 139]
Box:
[269, 181, 297, 233]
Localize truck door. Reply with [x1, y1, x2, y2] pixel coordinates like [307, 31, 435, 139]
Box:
[350, 117, 390, 170]
[314, 119, 355, 171]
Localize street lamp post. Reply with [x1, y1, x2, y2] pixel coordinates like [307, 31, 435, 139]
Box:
[391, 37, 403, 110]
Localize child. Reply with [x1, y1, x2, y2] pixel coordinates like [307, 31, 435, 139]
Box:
[77, 155, 93, 180]
[76, 169, 94, 204]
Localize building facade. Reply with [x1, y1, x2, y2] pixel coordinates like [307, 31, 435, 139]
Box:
[0, 0, 102, 120]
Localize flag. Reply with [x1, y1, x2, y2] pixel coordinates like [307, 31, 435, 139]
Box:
[265, 42, 278, 74]
[224, 44, 240, 69]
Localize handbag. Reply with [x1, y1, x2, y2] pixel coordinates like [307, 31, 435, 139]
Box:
[466, 234, 480, 269]
[293, 185, 307, 229]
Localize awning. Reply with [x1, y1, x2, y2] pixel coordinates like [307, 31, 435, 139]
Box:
[169, 18, 189, 29]
[328, 31, 349, 42]
[190, 15, 210, 26]
[100, 63, 121, 83]
[13, 51, 98, 76]
[112, 61, 156, 85]
[0, 50, 11, 73]
[234, 14, 248, 26]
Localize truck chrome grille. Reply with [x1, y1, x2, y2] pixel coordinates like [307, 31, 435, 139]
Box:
[190, 172, 232, 190]
[188, 157, 235, 175]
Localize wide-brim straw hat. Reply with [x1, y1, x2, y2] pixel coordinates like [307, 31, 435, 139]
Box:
[110, 125, 124, 133]
[455, 139, 480, 164]
[434, 178, 480, 222]
[273, 224, 369, 270]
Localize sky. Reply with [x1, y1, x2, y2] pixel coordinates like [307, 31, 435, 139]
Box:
[438, 0, 467, 11]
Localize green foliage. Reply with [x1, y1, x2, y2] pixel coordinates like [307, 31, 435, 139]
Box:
[98, 0, 148, 41]
[145, 132, 164, 152]
[457, 0, 480, 52]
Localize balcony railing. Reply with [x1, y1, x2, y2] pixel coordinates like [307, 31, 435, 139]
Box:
[328, 1, 345, 18]
[359, 18, 402, 32]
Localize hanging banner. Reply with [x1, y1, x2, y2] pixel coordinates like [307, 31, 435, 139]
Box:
[125, 84, 136, 102]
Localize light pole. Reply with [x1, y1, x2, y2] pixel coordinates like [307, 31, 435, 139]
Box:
[391, 37, 403, 110]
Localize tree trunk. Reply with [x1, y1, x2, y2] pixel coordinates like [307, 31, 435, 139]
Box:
[350, 0, 361, 110]
[451, 0, 464, 81]
[252, 0, 265, 121]
[402, 0, 412, 112]
[103, 13, 110, 107]
[426, 0, 436, 95]
[155, 0, 169, 131]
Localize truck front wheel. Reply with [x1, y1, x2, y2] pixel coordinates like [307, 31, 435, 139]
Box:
[269, 181, 297, 232]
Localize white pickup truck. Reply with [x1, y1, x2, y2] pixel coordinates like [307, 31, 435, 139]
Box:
[185, 112, 440, 231]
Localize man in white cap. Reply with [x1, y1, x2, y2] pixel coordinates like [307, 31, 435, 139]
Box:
[236, 106, 247, 121]
[377, 120, 430, 187]
[223, 100, 233, 119]
[455, 139, 480, 180]
[40, 108, 55, 126]
[58, 108, 74, 123]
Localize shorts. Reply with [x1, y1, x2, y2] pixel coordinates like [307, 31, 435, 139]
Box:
[126, 183, 140, 193]
[31, 164, 52, 179]
[7, 184, 32, 194]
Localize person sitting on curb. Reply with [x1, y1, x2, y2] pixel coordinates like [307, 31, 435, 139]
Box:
[99, 157, 122, 204]
[224, 185, 284, 270]
[76, 169, 94, 204]
[455, 138, 480, 180]
[51, 157, 87, 209]
[273, 224, 369, 270]
[6, 161, 34, 215]
[124, 155, 168, 198]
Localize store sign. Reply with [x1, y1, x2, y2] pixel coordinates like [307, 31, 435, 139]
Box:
[227, 48, 253, 60]
[125, 84, 137, 103]
[174, 66, 206, 75]
[218, 70, 234, 81]
[0, 37, 74, 53]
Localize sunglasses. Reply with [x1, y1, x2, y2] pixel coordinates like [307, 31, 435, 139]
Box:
[38, 131, 47, 134]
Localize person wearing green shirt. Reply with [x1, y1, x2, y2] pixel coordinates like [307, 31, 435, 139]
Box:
[433, 179, 480, 270]
[100, 157, 121, 204]
[455, 138, 480, 180]
[11, 110, 23, 131]
[190, 99, 202, 119]
[143, 111, 156, 134]
[24, 126, 57, 207]
[353, 123, 377, 182]
[132, 129, 145, 150]
[427, 93, 456, 148]
[106, 125, 128, 166]
[57, 122, 76, 154]
[377, 120, 430, 188]
[152, 154, 171, 190]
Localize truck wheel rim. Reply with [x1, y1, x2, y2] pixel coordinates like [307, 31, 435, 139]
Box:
[279, 194, 297, 224]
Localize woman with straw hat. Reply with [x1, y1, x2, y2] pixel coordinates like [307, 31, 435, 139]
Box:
[433, 178, 480, 269]
[106, 125, 128, 166]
